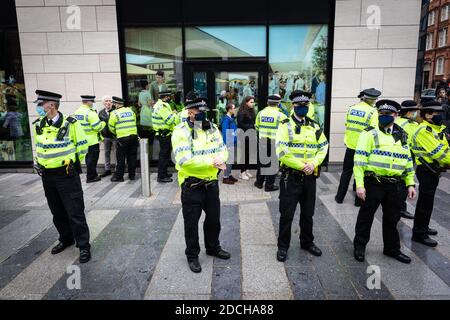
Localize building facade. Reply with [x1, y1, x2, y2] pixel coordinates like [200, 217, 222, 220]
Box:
[0, 0, 422, 169]
[424, 0, 450, 89]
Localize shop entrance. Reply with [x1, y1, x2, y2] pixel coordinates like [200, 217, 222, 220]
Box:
[184, 63, 267, 126]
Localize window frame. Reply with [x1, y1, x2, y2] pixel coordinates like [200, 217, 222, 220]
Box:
[436, 56, 445, 75]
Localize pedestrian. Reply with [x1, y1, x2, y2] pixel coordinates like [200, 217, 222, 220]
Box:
[98, 95, 116, 177]
[394, 100, 420, 220]
[237, 95, 256, 180]
[254, 94, 287, 192]
[171, 96, 230, 273]
[275, 90, 328, 262]
[335, 88, 381, 206]
[152, 90, 179, 182]
[353, 100, 416, 264]
[221, 103, 239, 185]
[150, 71, 169, 105]
[32, 90, 91, 263]
[74, 95, 106, 183]
[410, 100, 450, 247]
[108, 96, 139, 182]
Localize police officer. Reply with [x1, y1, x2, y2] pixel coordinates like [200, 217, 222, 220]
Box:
[108, 96, 139, 182]
[410, 101, 450, 247]
[254, 94, 287, 191]
[152, 90, 179, 183]
[172, 96, 231, 273]
[33, 90, 91, 263]
[74, 95, 105, 183]
[275, 91, 328, 262]
[353, 100, 416, 264]
[395, 100, 420, 220]
[335, 88, 381, 206]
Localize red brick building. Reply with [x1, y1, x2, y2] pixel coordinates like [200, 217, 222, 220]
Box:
[424, 0, 450, 89]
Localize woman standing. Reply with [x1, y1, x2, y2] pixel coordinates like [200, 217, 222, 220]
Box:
[237, 96, 256, 180]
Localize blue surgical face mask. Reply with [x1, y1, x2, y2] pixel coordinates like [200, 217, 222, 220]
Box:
[36, 105, 47, 117]
[293, 105, 309, 117]
[194, 111, 207, 122]
[431, 114, 443, 125]
[379, 114, 394, 127]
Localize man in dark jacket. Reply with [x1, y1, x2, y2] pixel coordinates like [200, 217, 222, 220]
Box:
[98, 95, 116, 177]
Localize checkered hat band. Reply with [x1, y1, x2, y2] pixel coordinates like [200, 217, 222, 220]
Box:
[186, 101, 206, 108]
[267, 99, 280, 104]
[292, 95, 310, 103]
[378, 104, 397, 112]
[36, 95, 60, 102]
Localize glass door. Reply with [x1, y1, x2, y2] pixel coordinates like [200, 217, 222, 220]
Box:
[185, 63, 266, 126]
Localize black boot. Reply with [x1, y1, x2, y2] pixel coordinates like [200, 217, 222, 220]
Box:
[188, 258, 202, 273]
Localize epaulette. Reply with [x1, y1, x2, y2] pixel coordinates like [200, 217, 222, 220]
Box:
[426, 126, 433, 133]
[32, 118, 41, 125]
[66, 116, 77, 124]
[281, 118, 289, 124]
[364, 126, 375, 132]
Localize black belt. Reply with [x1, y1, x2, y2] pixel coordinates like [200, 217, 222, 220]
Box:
[364, 171, 401, 184]
[280, 167, 306, 180]
[183, 177, 216, 189]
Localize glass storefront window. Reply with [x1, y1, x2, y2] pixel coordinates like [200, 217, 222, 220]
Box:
[268, 25, 328, 127]
[124, 27, 184, 106]
[0, 29, 32, 164]
[185, 26, 266, 59]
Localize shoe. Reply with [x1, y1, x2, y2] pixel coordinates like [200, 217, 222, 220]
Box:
[412, 236, 438, 247]
[206, 249, 231, 260]
[239, 172, 249, 180]
[334, 196, 343, 204]
[383, 251, 411, 264]
[427, 228, 438, 236]
[100, 170, 112, 178]
[265, 185, 279, 192]
[79, 248, 91, 263]
[229, 175, 238, 182]
[86, 176, 101, 183]
[254, 181, 263, 189]
[301, 243, 322, 256]
[157, 177, 173, 183]
[51, 242, 74, 255]
[276, 248, 287, 262]
[129, 176, 136, 181]
[110, 176, 124, 182]
[188, 258, 202, 273]
[400, 210, 414, 219]
[223, 177, 234, 185]
[166, 173, 173, 178]
[245, 170, 253, 178]
[354, 248, 365, 262]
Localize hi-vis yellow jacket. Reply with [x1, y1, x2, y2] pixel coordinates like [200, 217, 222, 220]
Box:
[344, 101, 379, 150]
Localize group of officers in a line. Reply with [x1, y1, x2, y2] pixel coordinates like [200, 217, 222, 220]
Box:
[31, 86, 449, 272]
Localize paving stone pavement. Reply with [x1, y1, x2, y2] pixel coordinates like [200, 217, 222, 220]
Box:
[0, 170, 449, 300]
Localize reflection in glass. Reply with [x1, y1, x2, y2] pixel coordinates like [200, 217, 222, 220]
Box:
[186, 26, 266, 59]
[268, 25, 328, 127]
[214, 71, 258, 126]
[193, 72, 207, 99]
[0, 29, 32, 163]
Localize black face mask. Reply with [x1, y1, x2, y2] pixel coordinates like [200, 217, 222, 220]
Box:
[431, 114, 444, 125]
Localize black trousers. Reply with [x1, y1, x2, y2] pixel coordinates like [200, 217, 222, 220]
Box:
[42, 173, 90, 249]
[399, 182, 408, 212]
[278, 173, 317, 249]
[413, 165, 440, 239]
[181, 181, 222, 260]
[256, 138, 277, 187]
[336, 147, 361, 205]
[115, 135, 138, 179]
[354, 177, 401, 254]
[157, 134, 172, 179]
[85, 143, 100, 180]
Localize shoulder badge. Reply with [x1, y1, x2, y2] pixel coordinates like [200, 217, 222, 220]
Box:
[281, 118, 290, 124]
[426, 126, 433, 133]
[66, 116, 77, 124]
[364, 126, 375, 132]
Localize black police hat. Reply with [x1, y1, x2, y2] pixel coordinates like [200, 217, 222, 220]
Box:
[376, 99, 401, 113]
[159, 90, 172, 98]
[112, 96, 124, 104]
[361, 88, 381, 99]
[422, 100, 444, 112]
[80, 95, 96, 101]
[184, 91, 197, 103]
[289, 90, 312, 103]
[34, 90, 62, 103]
[267, 94, 282, 104]
[401, 100, 419, 111]
[185, 97, 208, 111]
